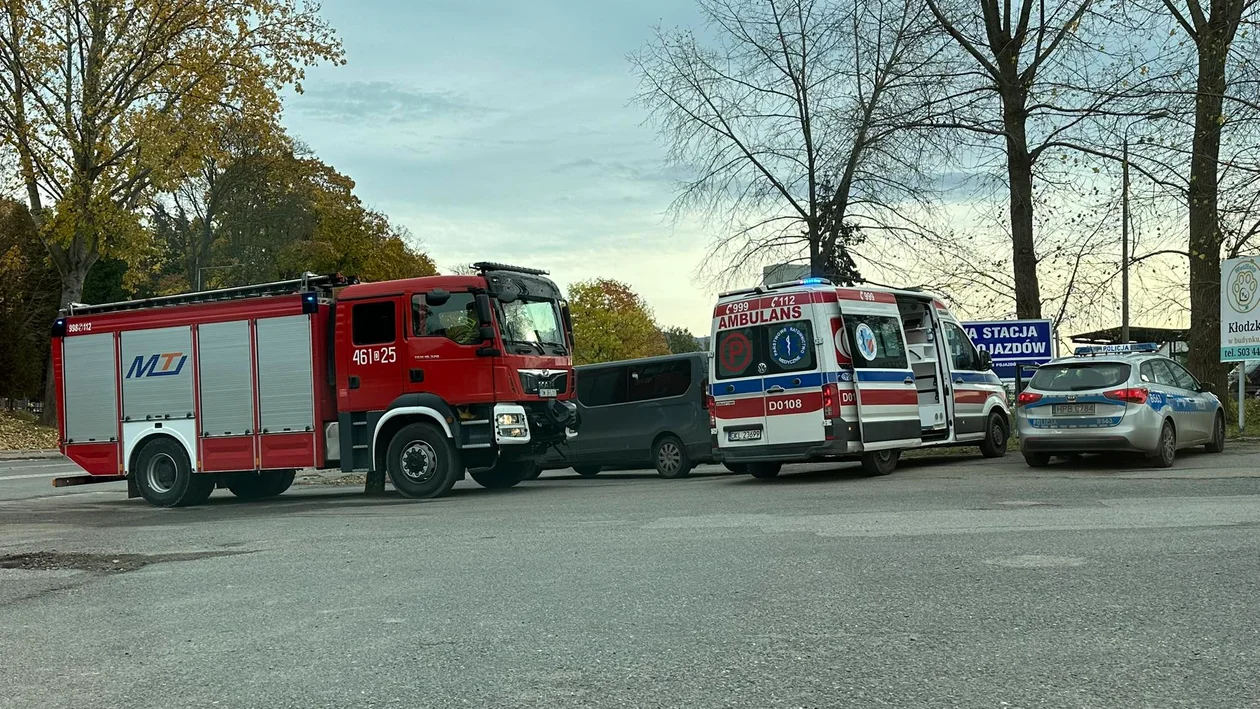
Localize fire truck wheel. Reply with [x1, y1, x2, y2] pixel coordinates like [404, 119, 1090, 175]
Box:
[860, 448, 900, 476]
[226, 470, 297, 499]
[469, 461, 533, 489]
[653, 435, 692, 478]
[133, 437, 212, 507]
[386, 422, 460, 499]
[978, 411, 1010, 458]
[748, 462, 781, 479]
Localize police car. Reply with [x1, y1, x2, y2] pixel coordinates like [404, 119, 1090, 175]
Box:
[1015, 343, 1225, 467]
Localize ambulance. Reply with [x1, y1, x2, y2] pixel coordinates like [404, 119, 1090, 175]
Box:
[709, 278, 1010, 478]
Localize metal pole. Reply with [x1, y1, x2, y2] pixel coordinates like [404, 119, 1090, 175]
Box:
[1121, 138, 1130, 345]
[1240, 361, 1247, 433]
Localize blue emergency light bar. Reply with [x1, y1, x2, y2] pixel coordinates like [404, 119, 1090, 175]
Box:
[1073, 343, 1160, 356]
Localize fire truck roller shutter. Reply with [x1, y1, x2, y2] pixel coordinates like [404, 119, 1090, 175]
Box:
[62, 332, 119, 443]
[255, 315, 315, 433]
[197, 320, 255, 437]
[120, 326, 198, 471]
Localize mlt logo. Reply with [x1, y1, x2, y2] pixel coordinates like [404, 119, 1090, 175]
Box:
[126, 353, 188, 378]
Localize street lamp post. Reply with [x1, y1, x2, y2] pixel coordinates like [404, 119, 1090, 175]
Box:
[1120, 112, 1169, 345]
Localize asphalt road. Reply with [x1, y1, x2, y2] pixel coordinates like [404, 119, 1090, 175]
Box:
[2, 445, 1259, 709]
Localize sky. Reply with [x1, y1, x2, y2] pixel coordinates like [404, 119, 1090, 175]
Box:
[282, 0, 719, 334]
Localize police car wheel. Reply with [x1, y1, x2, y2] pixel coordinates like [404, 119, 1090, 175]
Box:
[748, 462, 781, 479]
[1022, 452, 1051, 468]
[1150, 421, 1177, 468]
[386, 422, 461, 499]
[723, 462, 748, 474]
[654, 435, 692, 479]
[861, 449, 900, 476]
[979, 412, 1009, 458]
[1205, 413, 1226, 453]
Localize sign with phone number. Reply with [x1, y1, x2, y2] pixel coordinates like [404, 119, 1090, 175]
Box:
[1220, 345, 1260, 360]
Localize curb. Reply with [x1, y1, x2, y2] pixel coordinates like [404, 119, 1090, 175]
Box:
[0, 449, 64, 461]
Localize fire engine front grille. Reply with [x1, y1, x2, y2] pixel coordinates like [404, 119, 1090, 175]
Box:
[518, 369, 569, 396]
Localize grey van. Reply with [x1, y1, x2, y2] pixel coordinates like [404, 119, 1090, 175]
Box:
[540, 352, 717, 478]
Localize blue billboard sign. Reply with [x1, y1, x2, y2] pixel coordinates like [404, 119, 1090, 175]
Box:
[962, 319, 1054, 381]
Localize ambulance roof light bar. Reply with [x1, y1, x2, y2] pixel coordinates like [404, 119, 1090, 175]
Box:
[64, 272, 356, 316]
[1072, 342, 1160, 357]
[719, 277, 834, 299]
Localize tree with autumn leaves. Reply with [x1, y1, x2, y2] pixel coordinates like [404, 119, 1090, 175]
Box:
[568, 279, 673, 365]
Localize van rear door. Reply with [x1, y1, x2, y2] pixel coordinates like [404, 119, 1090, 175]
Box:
[837, 290, 922, 450]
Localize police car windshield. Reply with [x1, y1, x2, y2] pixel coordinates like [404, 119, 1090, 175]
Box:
[1030, 362, 1131, 391]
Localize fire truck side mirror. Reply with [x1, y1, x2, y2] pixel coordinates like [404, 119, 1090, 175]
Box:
[478, 326, 495, 342]
[474, 293, 493, 325]
[425, 289, 451, 306]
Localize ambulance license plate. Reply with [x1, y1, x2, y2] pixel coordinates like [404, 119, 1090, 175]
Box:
[728, 429, 762, 442]
[538, 388, 558, 398]
[1053, 403, 1094, 415]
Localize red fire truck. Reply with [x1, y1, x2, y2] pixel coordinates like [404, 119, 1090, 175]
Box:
[51, 263, 579, 507]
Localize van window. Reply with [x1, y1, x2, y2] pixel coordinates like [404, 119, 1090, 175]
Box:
[844, 314, 907, 370]
[577, 366, 628, 407]
[943, 322, 980, 370]
[715, 321, 816, 380]
[629, 360, 692, 402]
[352, 301, 395, 345]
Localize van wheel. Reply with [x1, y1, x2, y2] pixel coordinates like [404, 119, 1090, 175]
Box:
[1149, 421, 1176, 468]
[133, 437, 213, 507]
[469, 461, 533, 489]
[748, 462, 781, 479]
[227, 470, 296, 499]
[574, 466, 601, 477]
[861, 449, 900, 476]
[1205, 413, 1226, 453]
[653, 435, 692, 478]
[723, 462, 747, 474]
[386, 423, 460, 499]
[979, 412, 1009, 458]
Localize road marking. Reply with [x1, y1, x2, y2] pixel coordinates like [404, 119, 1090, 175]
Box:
[0, 462, 69, 469]
[0, 472, 77, 481]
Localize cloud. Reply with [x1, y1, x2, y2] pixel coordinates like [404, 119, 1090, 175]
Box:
[293, 81, 484, 125]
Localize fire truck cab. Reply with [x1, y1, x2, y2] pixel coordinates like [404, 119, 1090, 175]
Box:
[709, 278, 1010, 478]
[51, 263, 578, 506]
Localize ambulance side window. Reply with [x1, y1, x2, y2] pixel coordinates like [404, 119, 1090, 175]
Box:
[943, 322, 980, 371]
[715, 328, 759, 380]
[845, 314, 907, 370]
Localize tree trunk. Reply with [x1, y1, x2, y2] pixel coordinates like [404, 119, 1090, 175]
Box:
[1185, 28, 1233, 393]
[37, 255, 92, 427]
[1002, 88, 1042, 319]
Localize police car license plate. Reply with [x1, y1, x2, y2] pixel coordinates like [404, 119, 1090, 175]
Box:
[1053, 403, 1095, 415]
[538, 388, 558, 398]
[728, 429, 762, 442]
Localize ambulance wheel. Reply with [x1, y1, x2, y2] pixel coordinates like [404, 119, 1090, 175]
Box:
[723, 462, 748, 474]
[979, 411, 1009, 458]
[748, 463, 781, 479]
[469, 461, 533, 489]
[860, 449, 900, 476]
[653, 435, 692, 478]
[386, 423, 461, 499]
[133, 437, 213, 507]
[574, 466, 602, 477]
[226, 470, 296, 499]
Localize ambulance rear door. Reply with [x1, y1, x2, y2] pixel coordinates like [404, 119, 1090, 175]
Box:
[836, 289, 922, 450]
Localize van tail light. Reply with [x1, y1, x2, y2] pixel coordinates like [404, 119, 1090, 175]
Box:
[822, 383, 840, 419]
[1016, 391, 1042, 406]
[1105, 387, 1149, 404]
[701, 378, 710, 408]
[706, 394, 716, 428]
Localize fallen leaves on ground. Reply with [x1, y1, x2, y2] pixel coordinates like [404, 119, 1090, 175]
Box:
[0, 411, 58, 451]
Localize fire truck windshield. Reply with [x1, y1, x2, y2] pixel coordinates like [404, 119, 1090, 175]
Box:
[497, 299, 566, 355]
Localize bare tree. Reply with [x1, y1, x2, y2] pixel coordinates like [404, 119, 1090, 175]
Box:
[631, 0, 955, 284]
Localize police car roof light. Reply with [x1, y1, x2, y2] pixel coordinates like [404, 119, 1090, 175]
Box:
[1073, 342, 1159, 356]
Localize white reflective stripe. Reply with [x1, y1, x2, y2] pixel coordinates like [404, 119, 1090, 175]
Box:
[371, 407, 454, 463]
[122, 420, 198, 473]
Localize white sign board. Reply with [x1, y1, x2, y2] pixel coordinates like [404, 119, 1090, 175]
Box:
[1221, 256, 1260, 362]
